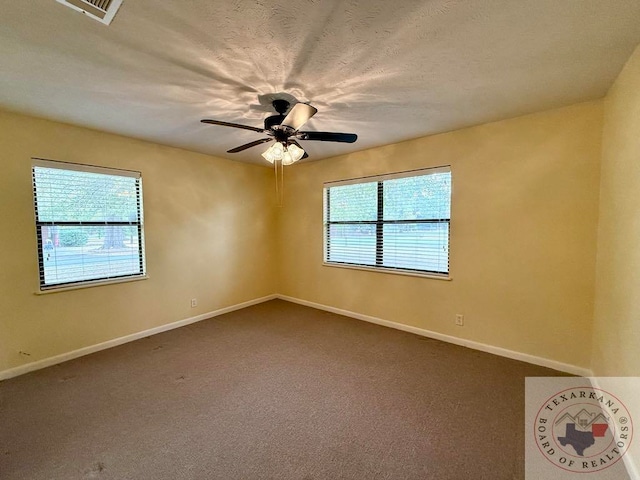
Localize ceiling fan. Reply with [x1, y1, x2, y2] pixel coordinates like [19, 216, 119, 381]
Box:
[201, 99, 357, 165]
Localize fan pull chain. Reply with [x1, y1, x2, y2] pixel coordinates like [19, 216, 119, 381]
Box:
[274, 159, 284, 207]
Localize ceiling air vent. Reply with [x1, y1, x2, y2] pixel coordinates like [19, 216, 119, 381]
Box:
[56, 0, 124, 25]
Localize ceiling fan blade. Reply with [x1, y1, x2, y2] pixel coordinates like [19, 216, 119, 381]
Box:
[297, 131, 357, 143]
[281, 103, 318, 131]
[201, 119, 264, 133]
[288, 140, 309, 159]
[227, 138, 273, 153]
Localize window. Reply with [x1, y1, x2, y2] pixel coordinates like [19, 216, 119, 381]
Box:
[323, 166, 451, 277]
[32, 159, 146, 290]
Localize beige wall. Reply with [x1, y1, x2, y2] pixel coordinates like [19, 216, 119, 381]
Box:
[279, 102, 603, 369]
[0, 110, 277, 372]
[593, 45, 640, 376]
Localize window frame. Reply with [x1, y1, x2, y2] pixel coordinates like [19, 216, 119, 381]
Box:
[323, 166, 452, 280]
[32, 158, 147, 292]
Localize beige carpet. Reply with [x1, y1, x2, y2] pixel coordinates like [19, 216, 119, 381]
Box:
[0, 299, 568, 479]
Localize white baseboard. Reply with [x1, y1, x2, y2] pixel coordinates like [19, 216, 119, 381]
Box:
[1, 293, 592, 381]
[0, 294, 277, 381]
[588, 377, 638, 480]
[277, 294, 593, 377]
[623, 448, 639, 479]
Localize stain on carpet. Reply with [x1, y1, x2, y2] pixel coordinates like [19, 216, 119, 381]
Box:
[85, 462, 106, 477]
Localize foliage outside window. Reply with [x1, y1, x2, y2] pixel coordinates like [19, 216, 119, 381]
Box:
[323, 167, 451, 276]
[32, 159, 146, 290]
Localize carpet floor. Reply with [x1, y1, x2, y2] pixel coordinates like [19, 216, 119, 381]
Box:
[1, 299, 568, 479]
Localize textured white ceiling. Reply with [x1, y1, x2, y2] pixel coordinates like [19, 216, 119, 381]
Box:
[2, 1, 640, 165]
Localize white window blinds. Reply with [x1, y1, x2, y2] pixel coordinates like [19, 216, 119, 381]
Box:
[32, 159, 146, 290]
[324, 167, 451, 276]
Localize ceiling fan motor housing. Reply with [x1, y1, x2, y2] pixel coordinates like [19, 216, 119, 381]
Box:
[264, 99, 292, 132]
[264, 114, 286, 131]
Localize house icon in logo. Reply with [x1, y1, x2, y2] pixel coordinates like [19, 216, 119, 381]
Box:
[556, 409, 610, 431]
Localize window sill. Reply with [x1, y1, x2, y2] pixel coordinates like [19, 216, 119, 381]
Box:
[35, 275, 148, 295]
[322, 262, 451, 281]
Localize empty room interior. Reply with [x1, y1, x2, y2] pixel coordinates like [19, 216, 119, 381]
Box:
[1, 1, 640, 479]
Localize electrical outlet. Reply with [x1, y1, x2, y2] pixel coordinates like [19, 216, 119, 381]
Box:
[190, 298, 197, 308]
[455, 314, 464, 326]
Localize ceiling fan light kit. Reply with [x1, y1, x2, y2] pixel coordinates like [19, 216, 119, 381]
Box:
[261, 142, 305, 165]
[283, 142, 304, 164]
